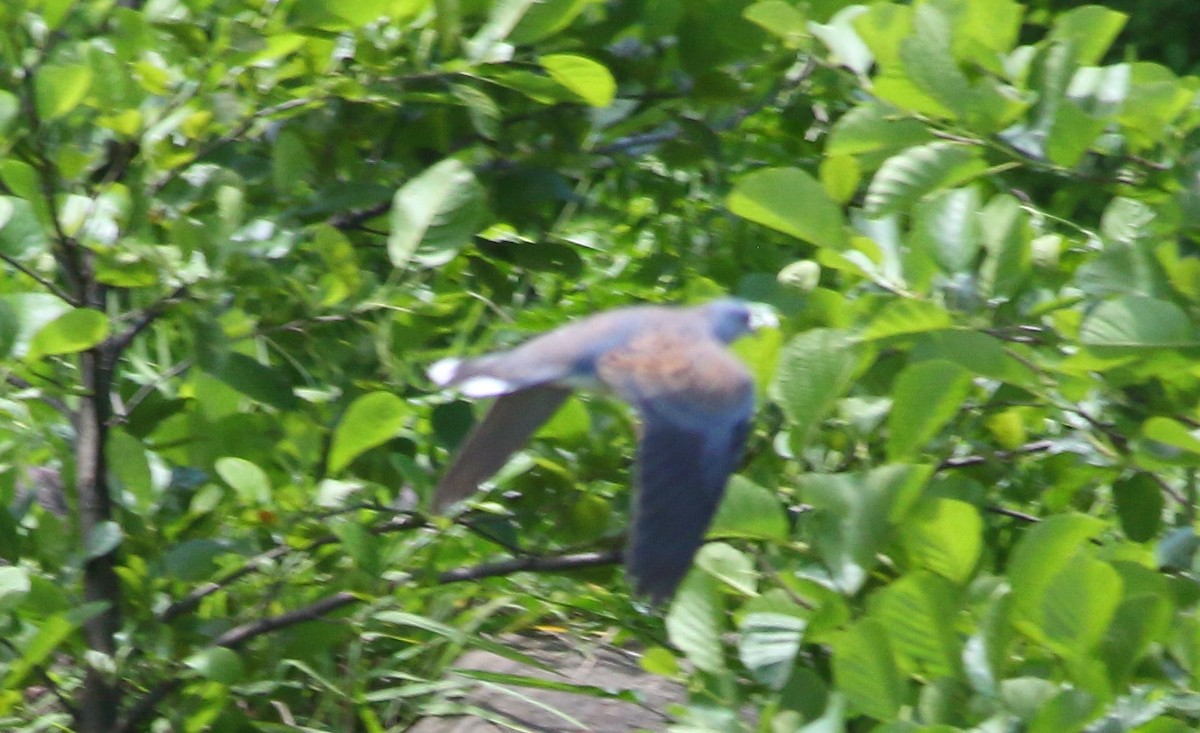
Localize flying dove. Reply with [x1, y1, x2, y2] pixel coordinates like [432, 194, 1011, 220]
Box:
[428, 298, 773, 603]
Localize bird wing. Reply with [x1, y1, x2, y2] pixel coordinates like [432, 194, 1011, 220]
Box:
[597, 334, 754, 603]
[432, 385, 572, 511]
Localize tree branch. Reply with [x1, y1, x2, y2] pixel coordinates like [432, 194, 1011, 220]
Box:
[0, 252, 78, 304]
[106, 285, 189, 360]
[151, 97, 319, 194]
[158, 514, 424, 623]
[937, 439, 1055, 470]
[5, 374, 73, 417]
[985, 505, 1040, 523]
[122, 547, 621, 733]
[436, 549, 621, 584]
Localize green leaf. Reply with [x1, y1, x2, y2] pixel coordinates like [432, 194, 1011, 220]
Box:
[832, 619, 905, 720]
[1041, 554, 1122, 657]
[1009, 514, 1106, 639]
[84, 521, 123, 560]
[108, 429, 154, 512]
[1046, 99, 1107, 167]
[639, 646, 680, 677]
[388, 158, 487, 270]
[215, 457, 271, 505]
[1142, 416, 1200, 455]
[897, 4, 1021, 131]
[979, 193, 1032, 298]
[864, 143, 987, 217]
[742, 1, 807, 47]
[852, 4, 912, 69]
[0, 196, 50, 257]
[328, 391, 409, 473]
[804, 465, 931, 593]
[820, 154, 861, 204]
[905, 498, 982, 583]
[539, 54, 616, 107]
[709, 475, 788, 541]
[333, 522, 381, 577]
[772, 329, 859, 441]
[34, 64, 93, 120]
[185, 647, 245, 685]
[208, 352, 301, 410]
[665, 572, 725, 673]
[911, 329, 1030, 384]
[727, 167, 848, 249]
[810, 6, 873, 75]
[0, 298, 16, 359]
[1112, 473, 1164, 543]
[739, 612, 806, 689]
[1029, 688, 1097, 733]
[910, 186, 982, 273]
[1050, 4, 1127, 66]
[872, 571, 960, 677]
[826, 102, 934, 168]
[289, 0, 391, 29]
[887, 360, 973, 460]
[0, 90, 16, 135]
[0, 567, 31, 613]
[863, 299, 952, 340]
[695, 542, 757, 596]
[26, 307, 109, 361]
[509, 0, 589, 44]
[1080, 296, 1198, 352]
[3, 613, 76, 690]
[164, 539, 230, 582]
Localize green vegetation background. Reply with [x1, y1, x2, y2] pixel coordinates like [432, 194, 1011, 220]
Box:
[4, 0, 1200, 731]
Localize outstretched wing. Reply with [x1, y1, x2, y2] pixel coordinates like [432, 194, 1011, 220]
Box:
[432, 386, 571, 511]
[628, 406, 751, 603]
[597, 334, 755, 603]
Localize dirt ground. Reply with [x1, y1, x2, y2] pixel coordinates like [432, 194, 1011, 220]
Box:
[409, 634, 686, 732]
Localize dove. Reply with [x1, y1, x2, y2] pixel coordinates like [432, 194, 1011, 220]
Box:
[429, 298, 773, 603]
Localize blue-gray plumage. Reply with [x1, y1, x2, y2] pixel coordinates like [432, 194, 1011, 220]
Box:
[429, 298, 772, 603]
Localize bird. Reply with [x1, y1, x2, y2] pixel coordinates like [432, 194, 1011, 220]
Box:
[427, 298, 774, 603]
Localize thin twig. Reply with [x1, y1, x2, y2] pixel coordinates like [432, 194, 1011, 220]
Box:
[985, 506, 1040, 523]
[123, 547, 622, 732]
[159, 514, 425, 622]
[0, 638, 77, 716]
[937, 439, 1055, 470]
[756, 557, 813, 610]
[0, 252, 78, 304]
[152, 97, 319, 194]
[106, 285, 190, 358]
[1148, 472, 1189, 506]
[437, 549, 621, 584]
[112, 358, 194, 425]
[5, 374, 73, 417]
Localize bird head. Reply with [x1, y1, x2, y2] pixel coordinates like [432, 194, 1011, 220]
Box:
[703, 298, 779, 343]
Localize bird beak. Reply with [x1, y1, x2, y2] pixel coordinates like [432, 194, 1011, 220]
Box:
[747, 303, 780, 332]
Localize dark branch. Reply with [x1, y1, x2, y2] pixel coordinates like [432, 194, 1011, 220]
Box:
[6, 374, 73, 417]
[985, 505, 1040, 523]
[937, 440, 1055, 470]
[0, 252, 78, 304]
[124, 546, 621, 732]
[106, 285, 189, 359]
[436, 549, 621, 584]
[152, 98, 318, 194]
[158, 514, 424, 623]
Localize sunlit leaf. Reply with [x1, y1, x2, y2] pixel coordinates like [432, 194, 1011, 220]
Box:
[328, 391, 409, 473]
[388, 158, 487, 270]
[540, 54, 616, 107]
[26, 308, 109, 361]
[728, 167, 848, 249]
